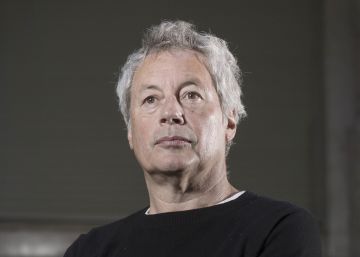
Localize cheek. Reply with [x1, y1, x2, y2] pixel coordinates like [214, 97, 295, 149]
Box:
[131, 117, 152, 148]
[194, 110, 226, 151]
[206, 115, 225, 141]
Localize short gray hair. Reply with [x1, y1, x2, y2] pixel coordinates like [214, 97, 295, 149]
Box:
[116, 20, 246, 128]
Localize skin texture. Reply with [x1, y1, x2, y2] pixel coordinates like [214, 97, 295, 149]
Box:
[128, 49, 239, 214]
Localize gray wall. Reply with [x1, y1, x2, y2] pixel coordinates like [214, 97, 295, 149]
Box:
[1, 0, 357, 256]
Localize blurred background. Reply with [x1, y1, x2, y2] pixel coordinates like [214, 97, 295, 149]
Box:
[1, 0, 359, 256]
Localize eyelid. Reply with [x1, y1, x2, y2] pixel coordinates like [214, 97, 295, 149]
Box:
[142, 95, 157, 104]
[181, 90, 203, 99]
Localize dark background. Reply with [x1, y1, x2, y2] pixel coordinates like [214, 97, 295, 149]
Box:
[1, 1, 359, 257]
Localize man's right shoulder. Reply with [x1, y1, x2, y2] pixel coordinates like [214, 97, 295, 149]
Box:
[63, 207, 147, 257]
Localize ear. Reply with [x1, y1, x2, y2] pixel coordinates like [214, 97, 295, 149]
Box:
[225, 110, 237, 143]
[127, 128, 133, 150]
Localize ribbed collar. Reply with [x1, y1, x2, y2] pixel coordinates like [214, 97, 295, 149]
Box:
[134, 191, 258, 228]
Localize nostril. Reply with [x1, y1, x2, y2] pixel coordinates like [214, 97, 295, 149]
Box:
[160, 109, 185, 125]
[172, 117, 180, 124]
[160, 116, 185, 125]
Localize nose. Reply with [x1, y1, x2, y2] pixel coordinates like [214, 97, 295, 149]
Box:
[160, 98, 185, 125]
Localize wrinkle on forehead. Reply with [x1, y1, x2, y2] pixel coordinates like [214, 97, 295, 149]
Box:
[131, 49, 214, 93]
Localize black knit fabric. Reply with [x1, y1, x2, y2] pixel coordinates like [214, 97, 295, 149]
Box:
[64, 192, 322, 257]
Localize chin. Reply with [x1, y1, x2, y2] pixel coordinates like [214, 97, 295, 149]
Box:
[156, 161, 189, 173]
[153, 153, 196, 173]
[139, 147, 199, 174]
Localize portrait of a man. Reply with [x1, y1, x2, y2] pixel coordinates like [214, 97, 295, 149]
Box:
[3, 0, 360, 256]
[63, 20, 322, 257]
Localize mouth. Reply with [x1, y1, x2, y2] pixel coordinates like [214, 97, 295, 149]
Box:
[155, 136, 192, 147]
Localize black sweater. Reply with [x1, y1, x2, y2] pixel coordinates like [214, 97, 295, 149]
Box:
[64, 192, 322, 257]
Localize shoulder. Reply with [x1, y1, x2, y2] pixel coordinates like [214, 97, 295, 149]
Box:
[63, 208, 147, 257]
[240, 192, 320, 235]
[238, 192, 322, 256]
[239, 191, 317, 222]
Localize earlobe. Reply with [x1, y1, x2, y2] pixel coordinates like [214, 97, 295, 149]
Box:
[128, 130, 133, 149]
[225, 111, 237, 143]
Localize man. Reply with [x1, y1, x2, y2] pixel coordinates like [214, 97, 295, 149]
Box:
[64, 20, 321, 257]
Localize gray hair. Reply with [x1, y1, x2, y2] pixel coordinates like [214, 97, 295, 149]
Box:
[116, 20, 246, 129]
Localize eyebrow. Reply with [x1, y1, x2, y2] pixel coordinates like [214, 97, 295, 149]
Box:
[179, 79, 202, 88]
[141, 84, 162, 92]
[140, 78, 203, 92]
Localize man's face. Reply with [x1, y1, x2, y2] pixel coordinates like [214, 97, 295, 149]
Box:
[128, 50, 236, 175]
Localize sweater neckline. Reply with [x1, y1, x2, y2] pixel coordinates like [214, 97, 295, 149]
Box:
[144, 191, 245, 215]
[135, 191, 257, 228]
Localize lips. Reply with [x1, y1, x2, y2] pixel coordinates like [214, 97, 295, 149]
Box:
[155, 136, 192, 145]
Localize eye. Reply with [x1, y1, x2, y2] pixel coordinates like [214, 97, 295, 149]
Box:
[143, 96, 157, 105]
[183, 91, 202, 100]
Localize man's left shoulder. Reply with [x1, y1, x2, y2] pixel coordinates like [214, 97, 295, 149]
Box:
[238, 192, 322, 256]
[243, 192, 317, 220]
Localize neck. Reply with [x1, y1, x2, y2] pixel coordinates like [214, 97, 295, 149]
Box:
[144, 162, 238, 214]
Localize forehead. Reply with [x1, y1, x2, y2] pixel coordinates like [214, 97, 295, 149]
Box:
[132, 49, 212, 89]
